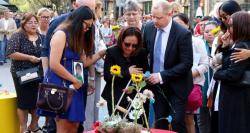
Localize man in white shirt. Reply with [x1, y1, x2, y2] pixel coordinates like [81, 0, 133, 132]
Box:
[0, 9, 17, 65]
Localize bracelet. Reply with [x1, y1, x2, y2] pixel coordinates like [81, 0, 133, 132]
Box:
[88, 76, 95, 81]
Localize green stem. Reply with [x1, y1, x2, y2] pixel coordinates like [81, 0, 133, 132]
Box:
[111, 75, 115, 116]
[143, 106, 149, 130]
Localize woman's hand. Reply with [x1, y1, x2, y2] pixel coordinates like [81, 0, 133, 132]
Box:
[129, 65, 143, 74]
[221, 31, 232, 47]
[29, 55, 41, 63]
[98, 49, 106, 59]
[231, 48, 250, 63]
[72, 79, 82, 90]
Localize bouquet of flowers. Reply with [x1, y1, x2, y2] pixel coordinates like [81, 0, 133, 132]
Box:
[95, 65, 154, 133]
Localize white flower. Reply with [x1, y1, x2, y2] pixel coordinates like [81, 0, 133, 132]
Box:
[138, 93, 147, 103]
[96, 98, 107, 108]
[143, 89, 154, 100]
[131, 98, 143, 110]
[129, 109, 144, 120]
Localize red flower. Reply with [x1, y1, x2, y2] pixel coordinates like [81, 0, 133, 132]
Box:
[93, 121, 102, 133]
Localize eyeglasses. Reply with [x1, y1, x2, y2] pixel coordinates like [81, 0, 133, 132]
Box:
[26, 21, 38, 25]
[124, 42, 138, 49]
[40, 16, 51, 20]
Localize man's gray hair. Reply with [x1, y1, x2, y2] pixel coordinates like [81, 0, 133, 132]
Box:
[123, 0, 142, 12]
[152, 0, 172, 15]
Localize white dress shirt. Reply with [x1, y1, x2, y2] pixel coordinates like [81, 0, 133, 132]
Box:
[153, 19, 172, 83]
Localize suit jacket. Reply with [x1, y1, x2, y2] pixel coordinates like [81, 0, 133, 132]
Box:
[0, 18, 17, 40]
[102, 46, 149, 105]
[143, 21, 193, 100]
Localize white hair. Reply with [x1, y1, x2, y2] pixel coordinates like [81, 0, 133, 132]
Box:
[152, 0, 172, 15]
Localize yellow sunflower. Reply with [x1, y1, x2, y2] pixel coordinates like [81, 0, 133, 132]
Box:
[131, 73, 143, 83]
[110, 65, 121, 76]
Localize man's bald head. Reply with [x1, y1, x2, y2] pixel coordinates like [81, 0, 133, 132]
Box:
[73, 0, 96, 10]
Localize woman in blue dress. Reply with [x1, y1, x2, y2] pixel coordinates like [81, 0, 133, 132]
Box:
[41, 6, 95, 132]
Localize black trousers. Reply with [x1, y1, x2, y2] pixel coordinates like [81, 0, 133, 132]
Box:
[153, 88, 187, 133]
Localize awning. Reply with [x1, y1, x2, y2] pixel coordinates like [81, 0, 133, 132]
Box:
[0, 0, 8, 5]
[0, 0, 18, 12]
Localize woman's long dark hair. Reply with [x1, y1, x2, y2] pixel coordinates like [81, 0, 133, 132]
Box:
[219, 0, 241, 32]
[231, 11, 250, 43]
[117, 27, 143, 56]
[58, 6, 95, 55]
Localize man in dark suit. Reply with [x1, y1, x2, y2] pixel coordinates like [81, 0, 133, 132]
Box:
[143, 1, 193, 133]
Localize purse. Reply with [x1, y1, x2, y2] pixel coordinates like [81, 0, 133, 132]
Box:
[186, 84, 203, 111]
[36, 46, 75, 114]
[36, 83, 74, 114]
[16, 66, 42, 85]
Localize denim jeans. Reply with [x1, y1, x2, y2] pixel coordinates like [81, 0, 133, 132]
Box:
[0, 37, 8, 62]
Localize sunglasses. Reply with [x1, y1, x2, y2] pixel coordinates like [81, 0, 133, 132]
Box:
[124, 42, 138, 49]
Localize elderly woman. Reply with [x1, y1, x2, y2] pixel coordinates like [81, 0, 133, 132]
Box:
[37, 7, 51, 35]
[6, 13, 44, 133]
[123, 0, 142, 29]
[102, 27, 149, 116]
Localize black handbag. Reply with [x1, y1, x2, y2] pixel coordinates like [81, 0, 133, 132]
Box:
[36, 46, 75, 114]
[37, 83, 75, 114]
[16, 66, 42, 85]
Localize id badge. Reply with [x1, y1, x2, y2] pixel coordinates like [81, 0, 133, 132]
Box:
[72, 61, 84, 84]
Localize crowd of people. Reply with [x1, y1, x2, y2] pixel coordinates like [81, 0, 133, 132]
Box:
[1, 0, 250, 133]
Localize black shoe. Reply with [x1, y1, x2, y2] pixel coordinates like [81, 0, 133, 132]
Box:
[0, 62, 3, 65]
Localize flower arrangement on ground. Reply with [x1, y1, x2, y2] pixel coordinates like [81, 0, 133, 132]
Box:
[95, 65, 154, 133]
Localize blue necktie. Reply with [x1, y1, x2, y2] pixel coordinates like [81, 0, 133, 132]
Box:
[153, 29, 163, 73]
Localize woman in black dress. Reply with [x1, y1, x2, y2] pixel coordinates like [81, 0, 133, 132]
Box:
[213, 11, 250, 133]
[102, 27, 149, 116]
[6, 13, 44, 132]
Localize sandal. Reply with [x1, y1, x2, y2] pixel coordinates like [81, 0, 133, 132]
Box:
[30, 127, 42, 133]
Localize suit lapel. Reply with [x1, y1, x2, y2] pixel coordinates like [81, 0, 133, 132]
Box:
[150, 25, 157, 69]
[164, 21, 176, 61]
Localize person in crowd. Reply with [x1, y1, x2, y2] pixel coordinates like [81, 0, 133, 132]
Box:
[6, 13, 44, 133]
[37, 7, 51, 35]
[123, 0, 142, 29]
[42, 6, 96, 132]
[194, 16, 212, 37]
[40, 0, 102, 132]
[84, 0, 106, 130]
[213, 11, 250, 133]
[143, 1, 193, 132]
[195, 20, 218, 133]
[173, 13, 209, 133]
[102, 27, 149, 117]
[100, 17, 113, 47]
[0, 9, 17, 65]
[171, 2, 183, 15]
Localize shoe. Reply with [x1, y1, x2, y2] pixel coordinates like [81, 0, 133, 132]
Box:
[29, 127, 42, 133]
[0, 62, 3, 65]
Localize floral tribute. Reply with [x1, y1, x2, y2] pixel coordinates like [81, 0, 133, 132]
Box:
[95, 65, 155, 133]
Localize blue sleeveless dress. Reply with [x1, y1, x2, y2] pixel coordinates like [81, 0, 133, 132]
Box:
[38, 30, 88, 122]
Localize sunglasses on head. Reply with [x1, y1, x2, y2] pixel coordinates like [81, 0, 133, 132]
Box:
[124, 42, 138, 49]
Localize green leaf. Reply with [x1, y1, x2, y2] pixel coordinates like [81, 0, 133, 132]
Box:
[128, 86, 136, 91]
[138, 81, 146, 89]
